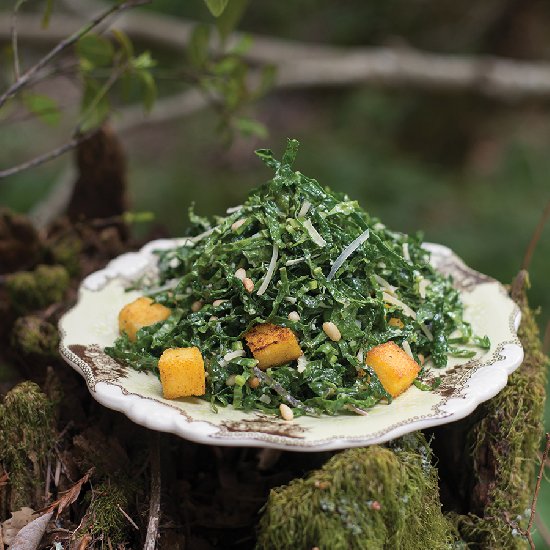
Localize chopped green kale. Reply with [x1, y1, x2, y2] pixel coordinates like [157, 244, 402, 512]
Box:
[105, 139, 488, 416]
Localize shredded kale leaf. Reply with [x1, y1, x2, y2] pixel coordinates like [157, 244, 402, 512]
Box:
[105, 138, 489, 416]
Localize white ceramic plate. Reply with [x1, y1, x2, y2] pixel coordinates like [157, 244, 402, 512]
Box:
[59, 239, 522, 451]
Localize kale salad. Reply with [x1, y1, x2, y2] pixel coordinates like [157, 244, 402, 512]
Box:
[105, 139, 489, 417]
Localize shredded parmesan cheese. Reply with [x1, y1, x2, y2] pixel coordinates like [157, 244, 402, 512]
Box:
[403, 242, 411, 262]
[418, 278, 430, 299]
[402, 340, 413, 359]
[382, 292, 417, 319]
[303, 219, 326, 247]
[257, 243, 279, 296]
[421, 323, 434, 341]
[297, 355, 307, 373]
[285, 257, 304, 266]
[356, 348, 364, 363]
[223, 350, 246, 362]
[327, 229, 370, 281]
[143, 279, 179, 296]
[226, 205, 243, 214]
[373, 274, 397, 295]
[298, 200, 311, 217]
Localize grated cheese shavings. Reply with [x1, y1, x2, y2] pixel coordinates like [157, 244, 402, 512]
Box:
[297, 355, 307, 373]
[403, 242, 411, 262]
[298, 200, 311, 217]
[402, 340, 413, 359]
[223, 350, 245, 362]
[303, 219, 326, 247]
[257, 243, 279, 296]
[327, 229, 370, 281]
[382, 292, 417, 319]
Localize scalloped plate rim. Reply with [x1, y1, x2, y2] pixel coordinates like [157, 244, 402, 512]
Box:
[59, 239, 523, 452]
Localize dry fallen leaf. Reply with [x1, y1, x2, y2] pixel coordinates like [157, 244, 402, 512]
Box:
[1, 508, 38, 546]
[43, 468, 94, 517]
[9, 511, 53, 550]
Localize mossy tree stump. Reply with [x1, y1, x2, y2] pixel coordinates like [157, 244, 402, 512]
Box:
[0, 132, 546, 548]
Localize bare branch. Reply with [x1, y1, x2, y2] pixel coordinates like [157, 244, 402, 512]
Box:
[0, 129, 97, 179]
[11, 2, 22, 80]
[0, 0, 151, 109]
[5, 10, 550, 99]
[522, 199, 550, 272]
[529, 433, 550, 532]
[144, 431, 161, 550]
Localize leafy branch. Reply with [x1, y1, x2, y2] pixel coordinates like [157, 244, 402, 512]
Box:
[0, 0, 151, 110]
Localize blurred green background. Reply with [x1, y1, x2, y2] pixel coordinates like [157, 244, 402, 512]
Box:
[1, 0, 549, 546]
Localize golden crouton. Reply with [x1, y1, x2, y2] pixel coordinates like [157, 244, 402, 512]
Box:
[118, 296, 171, 342]
[366, 341, 420, 398]
[244, 323, 302, 370]
[158, 347, 205, 399]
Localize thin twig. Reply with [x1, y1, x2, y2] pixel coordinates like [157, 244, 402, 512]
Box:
[144, 431, 161, 550]
[11, 2, 22, 80]
[8, 9, 550, 99]
[528, 433, 550, 532]
[117, 505, 139, 530]
[0, 0, 151, 109]
[516, 433, 550, 549]
[522, 199, 550, 272]
[0, 129, 97, 179]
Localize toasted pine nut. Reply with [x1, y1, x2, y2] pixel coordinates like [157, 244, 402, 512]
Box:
[248, 376, 260, 389]
[191, 300, 203, 312]
[288, 311, 300, 321]
[213, 299, 226, 307]
[279, 403, 294, 421]
[243, 277, 254, 293]
[235, 268, 247, 281]
[322, 321, 341, 342]
[231, 218, 246, 231]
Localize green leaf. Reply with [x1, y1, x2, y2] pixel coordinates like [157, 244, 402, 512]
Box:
[253, 64, 277, 98]
[80, 77, 110, 132]
[229, 34, 253, 55]
[211, 56, 240, 76]
[216, 0, 248, 42]
[111, 28, 134, 59]
[122, 211, 155, 224]
[187, 24, 211, 67]
[137, 70, 157, 112]
[22, 93, 61, 126]
[204, 0, 229, 17]
[76, 34, 114, 68]
[131, 51, 156, 70]
[41, 0, 55, 28]
[234, 117, 268, 139]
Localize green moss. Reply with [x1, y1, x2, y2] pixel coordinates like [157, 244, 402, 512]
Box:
[6, 264, 69, 312]
[257, 433, 457, 550]
[11, 315, 59, 357]
[0, 382, 56, 509]
[48, 235, 82, 277]
[83, 482, 130, 544]
[453, 274, 548, 549]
